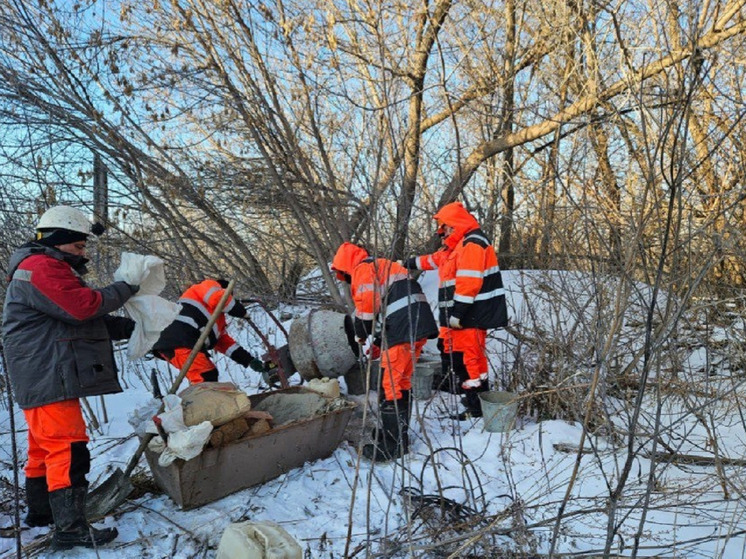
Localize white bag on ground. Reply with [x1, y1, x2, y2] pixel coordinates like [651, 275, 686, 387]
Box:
[216, 521, 302, 559]
[113, 252, 180, 359]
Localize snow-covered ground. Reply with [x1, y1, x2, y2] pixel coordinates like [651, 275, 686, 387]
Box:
[2, 269, 746, 558]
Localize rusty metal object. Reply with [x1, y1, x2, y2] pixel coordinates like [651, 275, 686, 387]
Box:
[241, 299, 293, 388]
[288, 309, 357, 381]
[144, 387, 355, 509]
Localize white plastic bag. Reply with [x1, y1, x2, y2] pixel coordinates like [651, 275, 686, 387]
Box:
[127, 398, 162, 437]
[157, 421, 213, 466]
[157, 394, 184, 432]
[149, 395, 213, 466]
[113, 252, 179, 359]
[216, 521, 303, 559]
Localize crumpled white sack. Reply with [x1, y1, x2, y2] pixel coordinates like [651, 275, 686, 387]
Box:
[149, 395, 213, 466]
[113, 252, 180, 359]
[157, 394, 187, 434]
[128, 398, 162, 437]
[157, 421, 213, 467]
[114, 252, 167, 295]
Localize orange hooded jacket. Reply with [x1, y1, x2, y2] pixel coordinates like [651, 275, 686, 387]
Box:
[332, 243, 437, 347]
[152, 279, 252, 364]
[404, 202, 508, 330]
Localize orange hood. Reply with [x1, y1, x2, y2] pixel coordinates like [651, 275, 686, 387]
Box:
[331, 242, 369, 275]
[433, 201, 480, 249]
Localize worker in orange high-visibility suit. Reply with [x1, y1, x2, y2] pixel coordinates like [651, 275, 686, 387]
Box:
[332, 243, 438, 461]
[152, 279, 274, 384]
[2, 205, 138, 549]
[402, 202, 508, 420]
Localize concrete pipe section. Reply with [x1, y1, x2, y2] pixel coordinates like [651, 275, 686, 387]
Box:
[288, 309, 357, 382]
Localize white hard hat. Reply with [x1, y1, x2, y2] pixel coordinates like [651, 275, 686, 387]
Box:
[37, 205, 92, 235]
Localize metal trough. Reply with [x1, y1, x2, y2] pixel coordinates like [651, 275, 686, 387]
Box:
[144, 386, 356, 509]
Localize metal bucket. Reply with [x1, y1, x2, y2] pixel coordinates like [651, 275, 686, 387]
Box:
[479, 391, 518, 432]
[288, 309, 357, 381]
[411, 359, 440, 400]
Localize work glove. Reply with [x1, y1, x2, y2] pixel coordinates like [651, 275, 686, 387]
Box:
[366, 344, 381, 360]
[261, 360, 281, 387]
[249, 358, 266, 372]
[448, 315, 463, 329]
[126, 283, 140, 295]
[103, 315, 136, 340]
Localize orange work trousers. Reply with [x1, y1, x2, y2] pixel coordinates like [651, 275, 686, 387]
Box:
[440, 327, 488, 386]
[379, 339, 427, 401]
[24, 399, 90, 492]
[166, 348, 218, 384]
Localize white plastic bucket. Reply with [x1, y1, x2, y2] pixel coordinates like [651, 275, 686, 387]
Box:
[478, 391, 518, 432]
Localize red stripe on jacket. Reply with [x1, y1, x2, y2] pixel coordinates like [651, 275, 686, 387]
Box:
[22, 255, 103, 321]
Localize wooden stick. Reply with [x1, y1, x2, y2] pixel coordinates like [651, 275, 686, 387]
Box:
[121, 280, 235, 478]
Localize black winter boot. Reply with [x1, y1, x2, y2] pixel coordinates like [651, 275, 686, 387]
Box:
[363, 392, 411, 462]
[452, 381, 489, 421]
[49, 486, 118, 550]
[436, 351, 468, 394]
[24, 476, 53, 527]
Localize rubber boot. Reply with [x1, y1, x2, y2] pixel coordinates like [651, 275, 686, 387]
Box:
[24, 476, 53, 527]
[49, 486, 118, 550]
[452, 381, 489, 421]
[367, 384, 398, 446]
[363, 391, 411, 462]
[436, 351, 467, 394]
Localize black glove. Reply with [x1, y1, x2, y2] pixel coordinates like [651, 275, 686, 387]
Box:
[249, 358, 266, 372]
[127, 283, 140, 295]
[401, 257, 418, 270]
[231, 346, 255, 368]
[227, 300, 248, 318]
[104, 315, 136, 340]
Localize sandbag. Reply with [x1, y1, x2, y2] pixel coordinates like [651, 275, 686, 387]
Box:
[209, 417, 250, 448]
[179, 382, 251, 427]
[305, 377, 340, 399]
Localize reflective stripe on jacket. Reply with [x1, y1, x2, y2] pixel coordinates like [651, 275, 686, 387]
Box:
[406, 203, 508, 330]
[331, 243, 438, 346]
[351, 257, 438, 347]
[1, 243, 133, 409]
[153, 279, 244, 358]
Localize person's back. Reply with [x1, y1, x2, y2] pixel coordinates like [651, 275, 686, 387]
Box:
[152, 278, 272, 384]
[332, 242, 437, 461]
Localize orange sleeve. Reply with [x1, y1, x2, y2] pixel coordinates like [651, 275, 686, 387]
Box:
[453, 242, 487, 304]
[351, 263, 379, 321]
